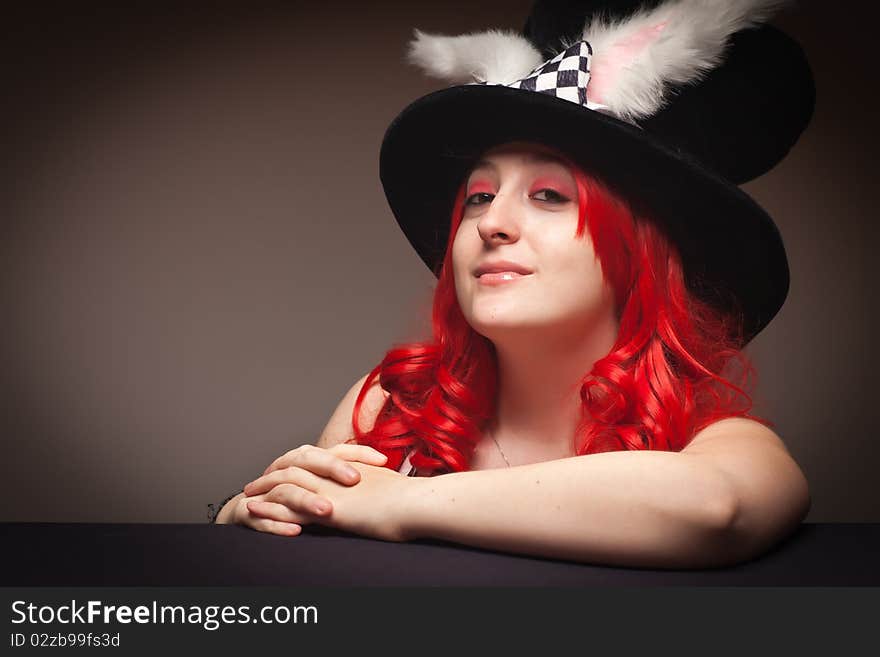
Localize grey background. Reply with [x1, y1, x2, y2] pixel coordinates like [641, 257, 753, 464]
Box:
[1, 1, 875, 522]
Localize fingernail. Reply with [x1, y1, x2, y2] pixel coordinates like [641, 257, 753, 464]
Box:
[313, 501, 331, 514]
[343, 466, 358, 480]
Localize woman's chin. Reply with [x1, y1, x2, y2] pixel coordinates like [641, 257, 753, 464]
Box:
[468, 317, 542, 340]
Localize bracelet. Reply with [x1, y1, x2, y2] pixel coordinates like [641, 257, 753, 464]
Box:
[207, 489, 244, 524]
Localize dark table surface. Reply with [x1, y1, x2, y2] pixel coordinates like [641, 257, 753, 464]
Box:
[2, 522, 878, 586]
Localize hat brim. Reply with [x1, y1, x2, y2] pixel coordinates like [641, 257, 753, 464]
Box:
[379, 84, 789, 344]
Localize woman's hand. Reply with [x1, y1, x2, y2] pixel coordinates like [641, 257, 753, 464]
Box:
[238, 443, 389, 536]
[245, 460, 416, 543]
[223, 492, 303, 536]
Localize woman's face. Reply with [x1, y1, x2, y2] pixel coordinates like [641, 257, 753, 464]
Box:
[451, 143, 616, 342]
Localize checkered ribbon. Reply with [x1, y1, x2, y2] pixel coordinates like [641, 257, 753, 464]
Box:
[473, 40, 609, 112]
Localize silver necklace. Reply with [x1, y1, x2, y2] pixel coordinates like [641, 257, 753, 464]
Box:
[487, 427, 511, 467]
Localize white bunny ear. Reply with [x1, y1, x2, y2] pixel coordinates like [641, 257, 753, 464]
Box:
[407, 28, 544, 85]
[583, 0, 792, 122]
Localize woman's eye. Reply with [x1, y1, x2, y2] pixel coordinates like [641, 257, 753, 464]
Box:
[532, 189, 569, 203]
[465, 192, 494, 206]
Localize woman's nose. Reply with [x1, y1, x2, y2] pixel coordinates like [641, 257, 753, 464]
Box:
[477, 192, 522, 244]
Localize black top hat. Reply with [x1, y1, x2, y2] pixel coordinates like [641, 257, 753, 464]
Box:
[379, 0, 815, 344]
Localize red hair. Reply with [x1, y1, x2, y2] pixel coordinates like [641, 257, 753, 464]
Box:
[351, 155, 771, 474]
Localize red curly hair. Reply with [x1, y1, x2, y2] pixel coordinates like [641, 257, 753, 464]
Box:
[350, 151, 771, 475]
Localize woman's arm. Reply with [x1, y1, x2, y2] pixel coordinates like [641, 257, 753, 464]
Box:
[400, 417, 810, 569]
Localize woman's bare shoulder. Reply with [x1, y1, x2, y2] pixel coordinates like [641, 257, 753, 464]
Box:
[315, 372, 391, 449]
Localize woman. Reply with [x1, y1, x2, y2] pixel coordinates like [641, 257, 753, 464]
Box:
[213, 0, 814, 569]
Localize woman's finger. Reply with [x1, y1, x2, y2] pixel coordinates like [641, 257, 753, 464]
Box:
[244, 465, 329, 499]
[261, 482, 334, 517]
[263, 445, 358, 483]
[248, 490, 331, 519]
[262, 443, 387, 477]
[247, 500, 324, 523]
[257, 445, 364, 486]
[232, 495, 301, 536]
[329, 443, 389, 465]
[246, 516, 303, 537]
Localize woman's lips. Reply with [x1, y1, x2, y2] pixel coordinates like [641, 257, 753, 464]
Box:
[477, 271, 533, 286]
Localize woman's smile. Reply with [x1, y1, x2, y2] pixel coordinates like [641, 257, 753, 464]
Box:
[476, 271, 534, 286]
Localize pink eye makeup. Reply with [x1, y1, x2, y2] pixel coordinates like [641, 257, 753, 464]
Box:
[529, 175, 575, 199]
[465, 179, 495, 196]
